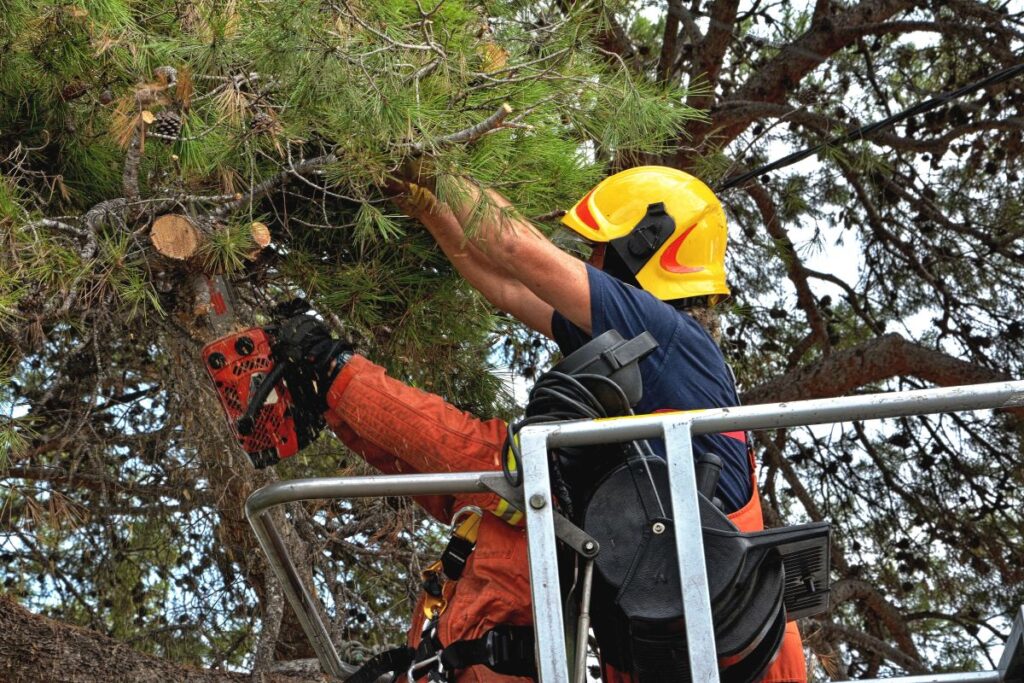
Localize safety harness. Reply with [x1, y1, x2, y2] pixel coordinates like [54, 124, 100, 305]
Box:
[346, 509, 536, 683]
[346, 331, 832, 682]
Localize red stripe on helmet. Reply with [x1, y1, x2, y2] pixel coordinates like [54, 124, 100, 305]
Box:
[659, 223, 705, 274]
[573, 190, 600, 231]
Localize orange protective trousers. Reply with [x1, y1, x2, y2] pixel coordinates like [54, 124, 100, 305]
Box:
[324, 355, 806, 682]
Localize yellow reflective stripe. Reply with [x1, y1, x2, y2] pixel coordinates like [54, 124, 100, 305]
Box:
[505, 445, 518, 473]
[493, 498, 524, 526]
[591, 407, 707, 423]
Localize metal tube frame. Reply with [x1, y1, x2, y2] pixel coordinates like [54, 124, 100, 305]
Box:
[245, 380, 1024, 682]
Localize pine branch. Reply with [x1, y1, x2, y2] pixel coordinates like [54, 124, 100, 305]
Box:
[409, 103, 513, 152]
[24, 219, 96, 259]
[213, 153, 338, 216]
[818, 615, 925, 672]
[122, 128, 143, 202]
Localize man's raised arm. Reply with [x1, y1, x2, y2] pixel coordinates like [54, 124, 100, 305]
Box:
[396, 188, 557, 338]
[435, 178, 594, 334]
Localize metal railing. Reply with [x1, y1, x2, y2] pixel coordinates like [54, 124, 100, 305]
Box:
[245, 380, 1024, 682]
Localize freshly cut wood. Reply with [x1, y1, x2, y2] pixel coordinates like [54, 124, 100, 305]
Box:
[250, 221, 272, 248]
[150, 214, 201, 260]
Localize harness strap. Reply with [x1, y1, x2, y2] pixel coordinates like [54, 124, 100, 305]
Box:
[599, 331, 658, 371]
[439, 624, 537, 678]
[344, 645, 415, 683]
[420, 510, 483, 620]
[440, 534, 475, 581]
[348, 625, 535, 682]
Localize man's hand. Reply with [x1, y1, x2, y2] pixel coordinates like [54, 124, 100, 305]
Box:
[394, 181, 441, 217]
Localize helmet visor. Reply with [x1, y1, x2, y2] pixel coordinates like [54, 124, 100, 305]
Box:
[552, 226, 596, 260]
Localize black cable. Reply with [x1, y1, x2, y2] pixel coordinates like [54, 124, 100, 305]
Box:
[716, 59, 1024, 191]
[502, 371, 629, 489]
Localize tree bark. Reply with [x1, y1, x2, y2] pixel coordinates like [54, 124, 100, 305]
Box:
[0, 596, 325, 682]
[742, 333, 1023, 417]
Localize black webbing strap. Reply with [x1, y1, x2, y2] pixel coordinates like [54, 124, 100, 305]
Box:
[439, 534, 475, 581]
[439, 625, 537, 678]
[344, 645, 415, 683]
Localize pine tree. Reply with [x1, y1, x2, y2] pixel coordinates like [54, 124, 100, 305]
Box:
[2, 0, 1023, 680]
[0, 0, 695, 677]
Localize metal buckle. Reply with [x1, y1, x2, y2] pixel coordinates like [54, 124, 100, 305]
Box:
[485, 629, 501, 667]
[407, 653, 440, 681]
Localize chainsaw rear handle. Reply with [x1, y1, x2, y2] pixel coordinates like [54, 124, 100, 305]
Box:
[236, 360, 290, 435]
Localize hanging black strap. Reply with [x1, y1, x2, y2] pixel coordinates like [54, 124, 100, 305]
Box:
[344, 645, 415, 683]
[439, 625, 537, 678]
[439, 534, 475, 581]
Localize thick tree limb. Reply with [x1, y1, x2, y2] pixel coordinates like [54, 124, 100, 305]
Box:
[677, 0, 919, 162]
[253, 574, 286, 677]
[688, 0, 740, 111]
[657, 0, 682, 84]
[711, 100, 1024, 155]
[742, 333, 1024, 417]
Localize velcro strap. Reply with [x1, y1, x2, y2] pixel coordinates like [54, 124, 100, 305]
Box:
[601, 331, 658, 370]
[344, 645, 415, 683]
[439, 625, 536, 678]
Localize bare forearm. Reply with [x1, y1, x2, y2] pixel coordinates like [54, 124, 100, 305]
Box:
[403, 196, 555, 337]
[444, 180, 546, 265]
[442, 178, 592, 331]
[414, 201, 503, 293]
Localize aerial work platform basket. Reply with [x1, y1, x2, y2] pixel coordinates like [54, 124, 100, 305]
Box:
[245, 380, 1024, 682]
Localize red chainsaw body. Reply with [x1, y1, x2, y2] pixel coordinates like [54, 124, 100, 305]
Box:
[202, 327, 299, 467]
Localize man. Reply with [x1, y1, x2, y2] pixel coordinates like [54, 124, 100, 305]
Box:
[393, 166, 806, 682]
[233, 167, 805, 681]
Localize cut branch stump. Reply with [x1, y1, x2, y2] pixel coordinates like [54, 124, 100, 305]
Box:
[151, 214, 202, 261]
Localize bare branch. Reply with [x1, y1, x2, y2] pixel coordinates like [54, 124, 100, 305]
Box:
[742, 180, 831, 362]
[410, 103, 513, 152]
[122, 127, 143, 203]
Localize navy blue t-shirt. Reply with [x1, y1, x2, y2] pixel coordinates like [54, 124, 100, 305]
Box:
[551, 265, 752, 513]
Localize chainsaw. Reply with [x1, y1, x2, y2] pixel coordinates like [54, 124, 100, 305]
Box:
[199, 277, 334, 468]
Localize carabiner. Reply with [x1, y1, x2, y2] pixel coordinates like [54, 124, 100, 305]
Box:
[407, 653, 440, 681]
[449, 505, 483, 533]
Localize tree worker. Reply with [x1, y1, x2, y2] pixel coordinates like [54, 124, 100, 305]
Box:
[231, 166, 807, 681]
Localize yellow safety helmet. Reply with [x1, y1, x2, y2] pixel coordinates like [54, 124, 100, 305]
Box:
[562, 166, 730, 303]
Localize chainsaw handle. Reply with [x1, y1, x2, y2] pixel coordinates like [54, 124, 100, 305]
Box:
[237, 360, 290, 435]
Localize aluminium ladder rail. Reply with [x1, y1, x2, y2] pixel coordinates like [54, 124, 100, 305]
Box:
[245, 380, 1024, 682]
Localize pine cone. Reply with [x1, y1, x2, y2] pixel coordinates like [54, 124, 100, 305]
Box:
[151, 109, 182, 141]
[249, 110, 277, 135]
